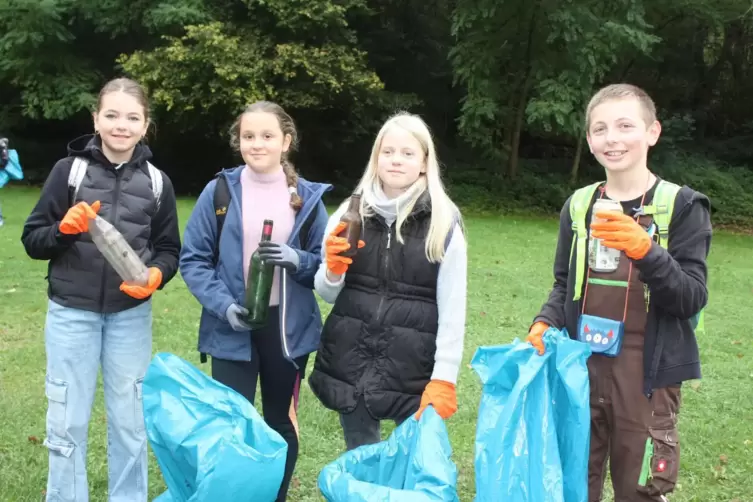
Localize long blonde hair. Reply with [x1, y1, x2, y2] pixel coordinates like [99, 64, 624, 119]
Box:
[347, 112, 461, 263]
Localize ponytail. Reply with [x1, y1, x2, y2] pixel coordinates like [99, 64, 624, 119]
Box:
[282, 159, 303, 211]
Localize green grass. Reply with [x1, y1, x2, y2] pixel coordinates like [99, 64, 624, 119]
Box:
[0, 185, 751, 501]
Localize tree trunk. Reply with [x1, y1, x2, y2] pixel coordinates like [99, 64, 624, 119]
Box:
[506, 0, 540, 179]
[570, 136, 584, 185]
[507, 71, 533, 179]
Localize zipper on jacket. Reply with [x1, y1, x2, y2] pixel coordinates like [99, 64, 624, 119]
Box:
[373, 223, 392, 323]
[99, 171, 122, 311]
[280, 269, 299, 369]
[275, 188, 324, 369]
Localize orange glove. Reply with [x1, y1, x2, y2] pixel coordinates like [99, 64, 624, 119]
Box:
[325, 221, 365, 276]
[120, 267, 162, 299]
[59, 200, 101, 235]
[526, 321, 549, 355]
[590, 210, 652, 260]
[416, 380, 457, 419]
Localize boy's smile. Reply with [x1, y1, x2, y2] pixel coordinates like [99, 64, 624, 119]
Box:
[586, 97, 661, 174]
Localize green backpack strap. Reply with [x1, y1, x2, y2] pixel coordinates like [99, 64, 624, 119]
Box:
[640, 180, 679, 249]
[569, 181, 602, 301]
[641, 180, 705, 334]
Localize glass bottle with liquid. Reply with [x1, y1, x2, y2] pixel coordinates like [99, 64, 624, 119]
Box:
[88, 215, 149, 286]
[244, 220, 275, 328]
[338, 192, 362, 257]
[589, 198, 623, 272]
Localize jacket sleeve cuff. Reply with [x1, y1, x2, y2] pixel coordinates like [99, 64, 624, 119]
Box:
[54, 225, 79, 244]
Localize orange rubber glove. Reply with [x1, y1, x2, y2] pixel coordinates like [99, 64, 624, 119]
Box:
[416, 380, 457, 420]
[59, 200, 101, 235]
[590, 210, 652, 260]
[325, 221, 365, 276]
[526, 321, 549, 355]
[120, 267, 162, 299]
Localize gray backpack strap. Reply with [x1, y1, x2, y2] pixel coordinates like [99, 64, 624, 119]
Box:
[444, 213, 461, 251]
[67, 157, 88, 205]
[147, 162, 163, 210]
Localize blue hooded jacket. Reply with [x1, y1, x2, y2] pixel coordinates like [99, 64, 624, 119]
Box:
[179, 166, 332, 363]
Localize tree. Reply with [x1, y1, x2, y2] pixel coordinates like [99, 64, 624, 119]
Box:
[450, 0, 658, 180]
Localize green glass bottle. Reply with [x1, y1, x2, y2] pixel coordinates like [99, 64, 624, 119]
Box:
[244, 219, 275, 328]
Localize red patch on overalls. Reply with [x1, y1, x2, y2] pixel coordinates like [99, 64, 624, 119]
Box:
[657, 459, 667, 472]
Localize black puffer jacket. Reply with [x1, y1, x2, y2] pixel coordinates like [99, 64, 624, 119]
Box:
[21, 135, 181, 313]
[309, 198, 440, 420]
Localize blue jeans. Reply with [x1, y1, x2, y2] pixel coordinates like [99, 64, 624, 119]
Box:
[43, 299, 152, 502]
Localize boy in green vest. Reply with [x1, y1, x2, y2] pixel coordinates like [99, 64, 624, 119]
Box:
[527, 83, 712, 501]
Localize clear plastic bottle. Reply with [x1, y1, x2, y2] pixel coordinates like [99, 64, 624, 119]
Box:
[88, 215, 149, 286]
[589, 198, 623, 272]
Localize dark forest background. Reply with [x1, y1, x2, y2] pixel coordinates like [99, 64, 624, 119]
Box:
[2, 0, 753, 226]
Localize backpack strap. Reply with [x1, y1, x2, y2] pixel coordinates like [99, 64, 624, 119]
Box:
[213, 173, 231, 248]
[68, 157, 89, 205]
[569, 181, 602, 301]
[147, 162, 163, 210]
[68, 157, 163, 208]
[638, 180, 705, 332]
[639, 180, 680, 250]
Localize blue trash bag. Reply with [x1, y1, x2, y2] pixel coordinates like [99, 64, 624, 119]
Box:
[471, 327, 591, 502]
[143, 352, 288, 502]
[0, 149, 24, 188]
[318, 405, 459, 502]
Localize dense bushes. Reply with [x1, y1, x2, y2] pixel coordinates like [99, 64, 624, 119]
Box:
[445, 153, 753, 229]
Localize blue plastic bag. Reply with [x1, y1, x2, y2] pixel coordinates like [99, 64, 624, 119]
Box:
[318, 406, 459, 501]
[143, 352, 288, 502]
[472, 328, 591, 502]
[0, 149, 23, 188]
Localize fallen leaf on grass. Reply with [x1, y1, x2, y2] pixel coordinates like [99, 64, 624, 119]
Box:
[480, 311, 486, 317]
[28, 435, 41, 445]
[731, 340, 742, 345]
[689, 381, 702, 391]
[719, 454, 728, 464]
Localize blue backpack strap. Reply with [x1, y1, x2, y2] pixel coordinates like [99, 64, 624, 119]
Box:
[569, 182, 602, 301]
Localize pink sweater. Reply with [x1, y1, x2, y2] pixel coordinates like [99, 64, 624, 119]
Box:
[240, 166, 295, 306]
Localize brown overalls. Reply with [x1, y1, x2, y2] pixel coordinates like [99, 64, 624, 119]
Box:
[583, 214, 681, 502]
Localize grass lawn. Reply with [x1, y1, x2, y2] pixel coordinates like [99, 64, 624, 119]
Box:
[0, 185, 751, 501]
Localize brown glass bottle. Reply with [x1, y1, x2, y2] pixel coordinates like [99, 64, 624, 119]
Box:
[339, 193, 362, 257]
[244, 220, 275, 328]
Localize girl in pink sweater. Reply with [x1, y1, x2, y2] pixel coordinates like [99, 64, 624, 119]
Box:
[180, 101, 332, 501]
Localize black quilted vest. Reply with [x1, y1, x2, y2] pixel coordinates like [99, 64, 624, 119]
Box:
[309, 197, 439, 420]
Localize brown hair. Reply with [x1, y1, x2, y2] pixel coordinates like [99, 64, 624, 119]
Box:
[585, 83, 657, 129]
[229, 101, 303, 211]
[96, 78, 150, 122]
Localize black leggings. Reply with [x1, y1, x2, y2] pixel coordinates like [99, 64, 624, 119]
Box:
[211, 307, 308, 502]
